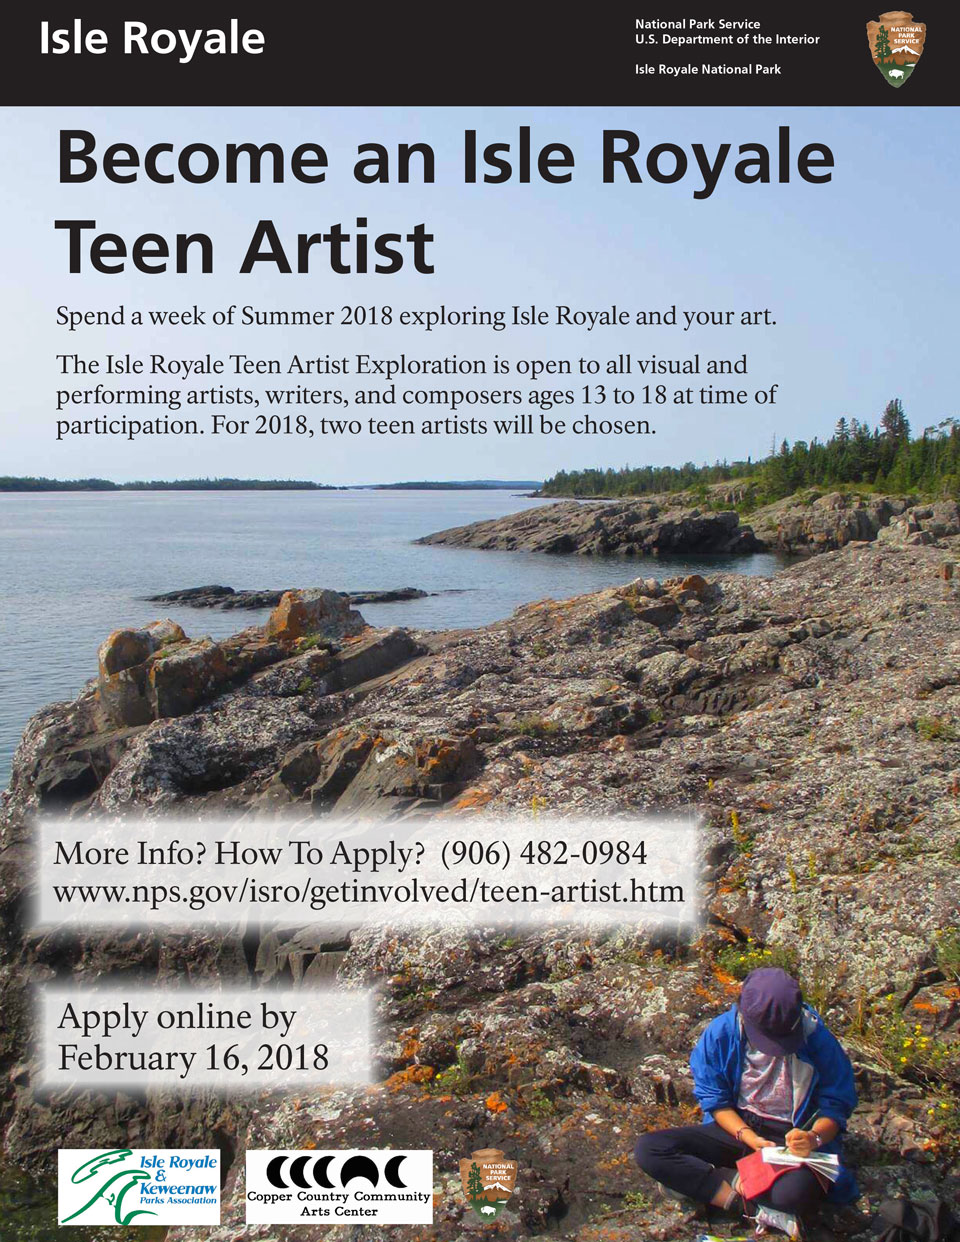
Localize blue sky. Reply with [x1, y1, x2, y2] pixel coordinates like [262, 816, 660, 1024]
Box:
[0, 106, 957, 483]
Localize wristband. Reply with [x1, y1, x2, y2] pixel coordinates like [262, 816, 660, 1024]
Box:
[736, 1125, 751, 1144]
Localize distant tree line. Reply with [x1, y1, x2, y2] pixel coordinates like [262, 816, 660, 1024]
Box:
[541, 401, 960, 503]
[370, 480, 541, 490]
[0, 477, 329, 492]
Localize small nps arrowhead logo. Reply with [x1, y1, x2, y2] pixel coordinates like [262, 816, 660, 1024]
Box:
[867, 11, 926, 86]
[459, 1149, 518, 1221]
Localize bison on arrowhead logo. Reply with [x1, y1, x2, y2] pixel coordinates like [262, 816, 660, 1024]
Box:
[867, 11, 926, 86]
[459, 1148, 518, 1221]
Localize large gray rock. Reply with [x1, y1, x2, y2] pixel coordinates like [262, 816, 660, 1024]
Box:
[750, 491, 913, 553]
[419, 499, 761, 555]
[146, 584, 428, 609]
[877, 499, 960, 547]
[421, 491, 958, 562]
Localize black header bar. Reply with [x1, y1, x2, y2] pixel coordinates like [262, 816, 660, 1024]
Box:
[3, 4, 953, 106]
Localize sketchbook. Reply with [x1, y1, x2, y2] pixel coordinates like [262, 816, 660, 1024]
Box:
[760, 1146, 840, 1181]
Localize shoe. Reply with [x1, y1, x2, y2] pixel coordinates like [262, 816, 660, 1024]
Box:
[753, 1205, 802, 1238]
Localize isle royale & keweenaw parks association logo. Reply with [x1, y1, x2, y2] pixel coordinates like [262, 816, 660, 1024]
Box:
[61, 1150, 155, 1225]
[866, 11, 926, 86]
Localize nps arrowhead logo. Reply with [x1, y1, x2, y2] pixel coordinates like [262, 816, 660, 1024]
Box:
[459, 1149, 518, 1221]
[867, 11, 926, 86]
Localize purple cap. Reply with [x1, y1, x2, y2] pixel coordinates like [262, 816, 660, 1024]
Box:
[739, 967, 804, 1056]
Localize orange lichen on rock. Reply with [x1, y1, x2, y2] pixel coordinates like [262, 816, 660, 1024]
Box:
[447, 787, 494, 811]
[266, 588, 364, 644]
[385, 1066, 435, 1090]
[711, 963, 741, 994]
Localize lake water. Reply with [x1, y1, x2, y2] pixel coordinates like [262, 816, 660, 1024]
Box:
[0, 490, 785, 788]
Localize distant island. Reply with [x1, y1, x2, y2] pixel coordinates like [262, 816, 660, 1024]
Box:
[363, 480, 542, 491]
[0, 477, 331, 492]
[0, 476, 542, 493]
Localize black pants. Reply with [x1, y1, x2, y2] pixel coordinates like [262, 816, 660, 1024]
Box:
[634, 1110, 827, 1215]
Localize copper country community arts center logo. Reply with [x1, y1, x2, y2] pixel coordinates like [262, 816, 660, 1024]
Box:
[866, 11, 926, 86]
[459, 1148, 518, 1220]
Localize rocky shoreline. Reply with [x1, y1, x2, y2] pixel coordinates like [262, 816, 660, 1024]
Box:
[146, 585, 431, 609]
[421, 491, 960, 559]
[2, 530, 959, 1240]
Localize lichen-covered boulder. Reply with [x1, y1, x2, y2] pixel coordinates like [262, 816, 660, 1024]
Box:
[97, 619, 186, 677]
[97, 621, 238, 727]
[97, 619, 188, 726]
[333, 733, 479, 811]
[265, 588, 365, 643]
[278, 727, 378, 800]
[146, 638, 232, 719]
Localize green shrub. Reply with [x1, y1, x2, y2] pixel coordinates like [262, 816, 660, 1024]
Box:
[916, 716, 958, 742]
[935, 927, 960, 983]
[847, 994, 958, 1083]
[430, 1051, 471, 1095]
[716, 940, 799, 981]
[524, 1089, 557, 1120]
[297, 634, 333, 652]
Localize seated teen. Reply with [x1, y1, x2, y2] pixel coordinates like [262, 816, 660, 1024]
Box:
[634, 967, 858, 1231]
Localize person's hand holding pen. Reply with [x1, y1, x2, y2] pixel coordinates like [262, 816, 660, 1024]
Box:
[784, 1128, 818, 1156]
[785, 1112, 838, 1156]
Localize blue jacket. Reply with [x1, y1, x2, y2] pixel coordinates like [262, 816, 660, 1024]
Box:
[689, 1003, 859, 1204]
